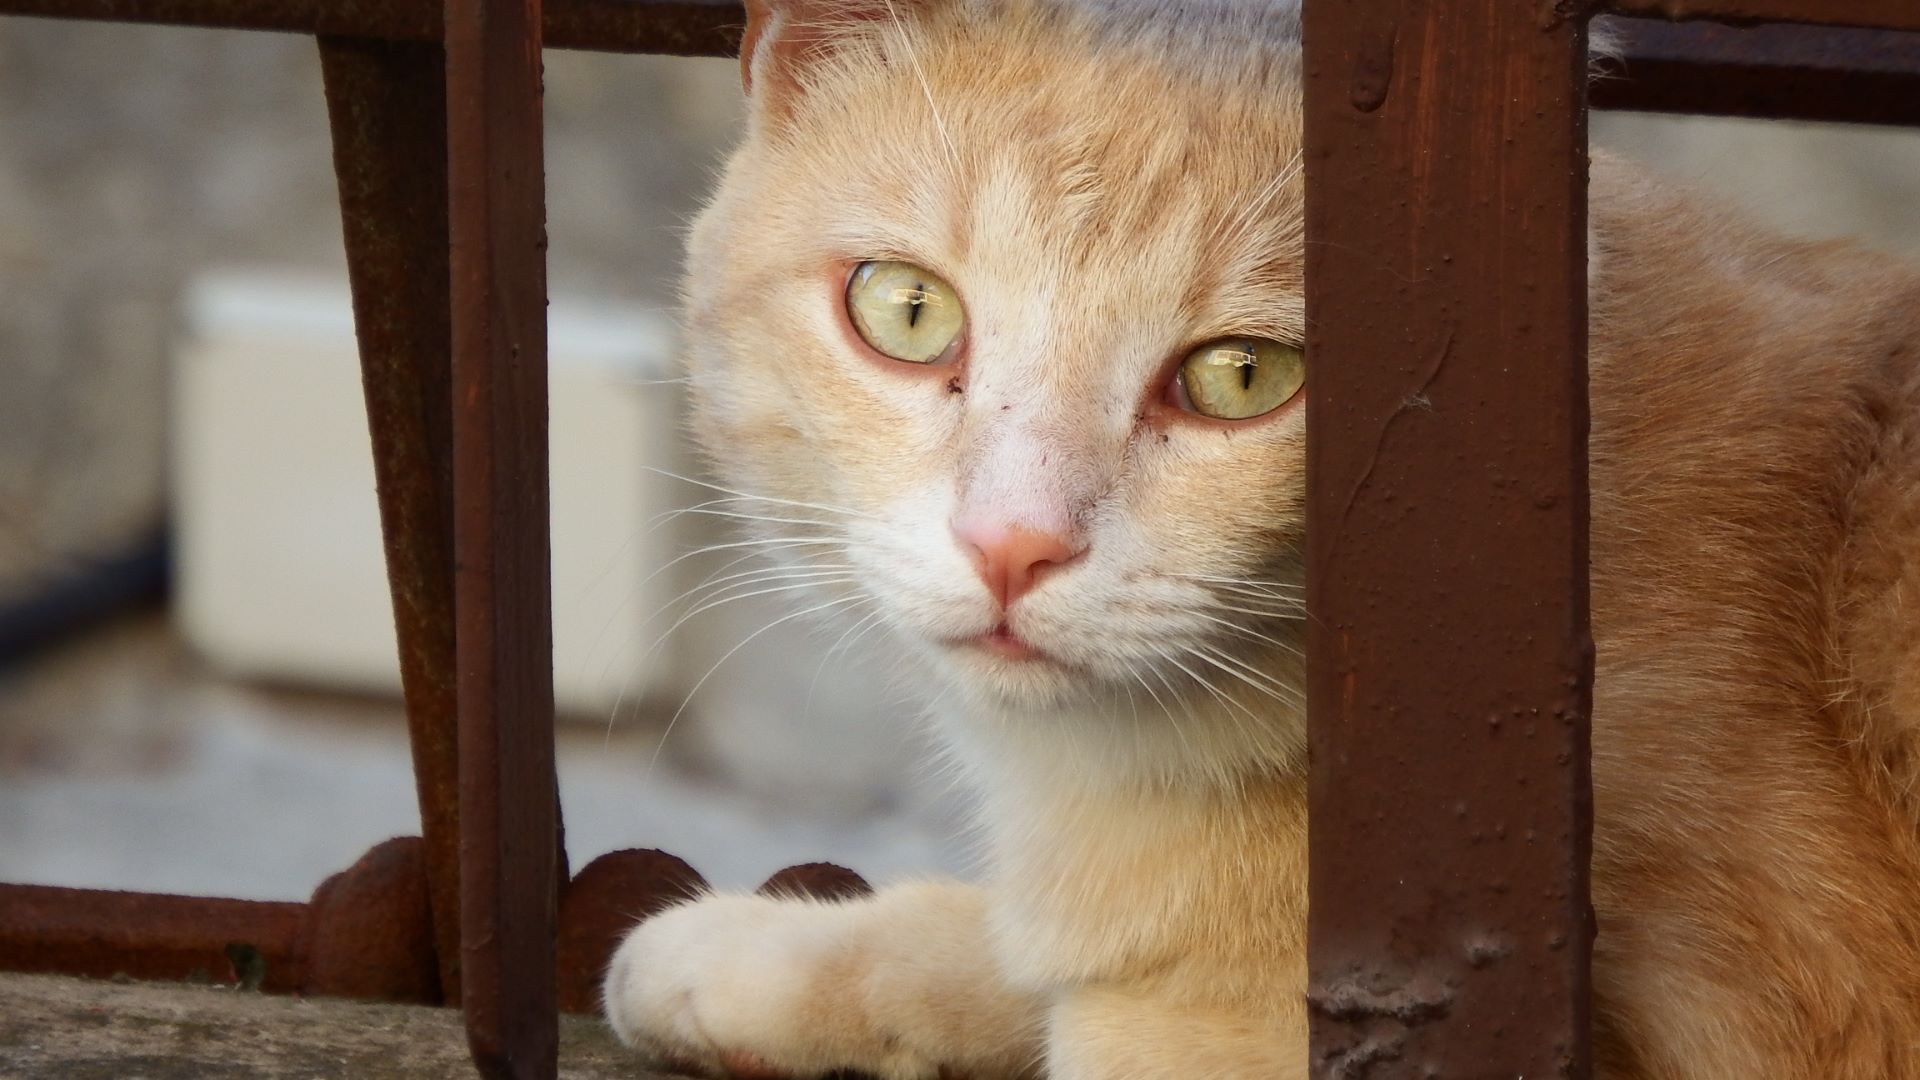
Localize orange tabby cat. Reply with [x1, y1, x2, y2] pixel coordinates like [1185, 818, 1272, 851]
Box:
[603, 2, 1920, 1076]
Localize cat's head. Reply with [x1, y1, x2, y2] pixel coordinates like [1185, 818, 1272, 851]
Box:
[681, 0, 1308, 774]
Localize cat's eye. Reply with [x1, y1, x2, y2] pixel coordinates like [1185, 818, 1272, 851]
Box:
[1175, 337, 1305, 421]
[846, 260, 965, 365]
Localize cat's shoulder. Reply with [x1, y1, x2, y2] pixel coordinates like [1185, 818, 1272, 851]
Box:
[1590, 150, 1920, 361]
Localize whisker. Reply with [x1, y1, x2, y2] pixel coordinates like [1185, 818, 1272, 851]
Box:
[602, 543, 827, 740]
[1156, 644, 1262, 726]
[1169, 572, 1305, 596]
[643, 575, 861, 663]
[1208, 585, 1307, 605]
[1120, 676, 1143, 728]
[633, 535, 846, 595]
[1193, 644, 1304, 707]
[653, 506, 856, 532]
[1151, 645, 1271, 763]
[1128, 667, 1170, 721]
[651, 563, 858, 625]
[881, 0, 958, 170]
[600, 538, 850, 740]
[1211, 602, 1307, 623]
[646, 593, 871, 778]
[648, 495, 866, 531]
[1192, 611, 1303, 658]
[608, 374, 693, 389]
[640, 466, 879, 521]
[634, 566, 859, 650]
[802, 604, 886, 724]
[1133, 659, 1195, 755]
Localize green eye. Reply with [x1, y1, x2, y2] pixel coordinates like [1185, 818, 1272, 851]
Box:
[846, 260, 965, 364]
[1177, 337, 1305, 420]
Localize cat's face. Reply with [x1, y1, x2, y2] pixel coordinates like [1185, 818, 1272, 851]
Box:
[682, 1, 1308, 745]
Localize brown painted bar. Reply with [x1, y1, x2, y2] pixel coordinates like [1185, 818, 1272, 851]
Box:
[319, 34, 467, 1006]
[1603, 0, 1920, 34]
[0, 0, 744, 54]
[1595, 17, 1920, 127]
[1301, 0, 1594, 1076]
[8, 0, 1917, 128]
[445, 0, 561, 1074]
[0, 838, 440, 1002]
[0, 884, 310, 992]
[8, 1, 1916, 131]
[0, 843, 760, 1018]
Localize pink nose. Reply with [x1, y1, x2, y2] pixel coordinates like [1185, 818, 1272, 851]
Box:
[952, 518, 1079, 610]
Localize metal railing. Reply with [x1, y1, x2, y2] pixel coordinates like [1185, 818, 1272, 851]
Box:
[0, 1, 1915, 1077]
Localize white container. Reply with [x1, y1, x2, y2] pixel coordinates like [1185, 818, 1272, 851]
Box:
[171, 269, 684, 714]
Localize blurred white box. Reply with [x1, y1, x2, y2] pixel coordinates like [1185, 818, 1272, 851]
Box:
[171, 269, 684, 714]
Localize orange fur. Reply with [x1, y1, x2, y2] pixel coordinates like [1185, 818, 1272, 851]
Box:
[604, 3, 1920, 1076]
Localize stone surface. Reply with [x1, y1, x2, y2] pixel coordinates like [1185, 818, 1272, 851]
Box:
[0, 972, 673, 1079]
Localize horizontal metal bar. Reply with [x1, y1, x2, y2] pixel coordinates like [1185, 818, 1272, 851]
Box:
[0, 838, 443, 1002]
[0, 845, 792, 1016]
[1595, 16, 1920, 126]
[0, 0, 742, 54]
[10, 0, 1917, 51]
[1603, 0, 1920, 34]
[8, 2, 1913, 131]
[0, 883, 312, 992]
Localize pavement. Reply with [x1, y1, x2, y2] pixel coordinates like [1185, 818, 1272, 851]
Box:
[0, 972, 673, 1080]
[0, 614, 960, 902]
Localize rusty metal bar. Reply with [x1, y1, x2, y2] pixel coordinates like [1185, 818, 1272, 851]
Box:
[1602, 0, 1920, 34]
[1301, 0, 1594, 1075]
[318, 34, 466, 1006]
[7, 2, 1916, 130]
[0, 838, 439, 1002]
[1595, 17, 1920, 126]
[0, 842, 764, 1016]
[0, 0, 743, 54]
[446, 0, 560, 1073]
[0, 884, 310, 992]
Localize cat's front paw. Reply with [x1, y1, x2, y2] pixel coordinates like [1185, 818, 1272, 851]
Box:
[602, 893, 936, 1080]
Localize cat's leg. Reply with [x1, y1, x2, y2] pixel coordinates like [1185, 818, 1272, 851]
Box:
[1046, 985, 1306, 1080]
[602, 880, 1045, 1080]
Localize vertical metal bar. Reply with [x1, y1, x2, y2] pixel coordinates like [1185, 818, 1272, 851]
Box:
[1302, 0, 1594, 1076]
[318, 34, 464, 1006]
[445, 0, 560, 1075]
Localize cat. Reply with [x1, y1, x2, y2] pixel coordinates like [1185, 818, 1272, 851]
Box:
[602, 1, 1920, 1076]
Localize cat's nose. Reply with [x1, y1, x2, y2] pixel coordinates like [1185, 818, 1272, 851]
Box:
[952, 517, 1080, 610]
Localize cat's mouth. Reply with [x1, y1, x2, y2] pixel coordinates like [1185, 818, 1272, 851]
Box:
[966, 621, 1048, 663]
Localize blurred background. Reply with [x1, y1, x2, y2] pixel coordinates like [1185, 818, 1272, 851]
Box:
[0, 16, 1916, 902]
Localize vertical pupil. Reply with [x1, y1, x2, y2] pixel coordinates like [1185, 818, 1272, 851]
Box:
[1238, 350, 1256, 390]
[907, 280, 924, 328]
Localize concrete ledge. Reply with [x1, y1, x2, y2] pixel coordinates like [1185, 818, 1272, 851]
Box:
[0, 972, 671, 1079]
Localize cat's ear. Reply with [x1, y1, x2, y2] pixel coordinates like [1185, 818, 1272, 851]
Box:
[739, 0, 919, 100]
